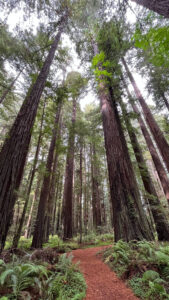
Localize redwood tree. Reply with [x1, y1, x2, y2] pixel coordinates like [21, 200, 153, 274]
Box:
[131, 0, 169, 18]
[122, 57, 169, 174]
[92, 41, 153, 242]
[120, 98, 169, 240]
[0, 12, 68, 251]
[32, 101, 62, 248]
[123, 79, 169, 205]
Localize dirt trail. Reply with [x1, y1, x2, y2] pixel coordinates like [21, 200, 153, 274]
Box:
[72, 246, 139, 300]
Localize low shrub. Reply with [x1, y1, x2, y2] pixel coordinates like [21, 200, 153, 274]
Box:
[0, 253, 86, 299]
[102, 240, 169, 299]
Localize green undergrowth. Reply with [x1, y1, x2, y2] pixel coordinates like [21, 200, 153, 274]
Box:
[0, 253, 86, 300]
[5, 232, 114, 252]
[102, 240, 169, 299]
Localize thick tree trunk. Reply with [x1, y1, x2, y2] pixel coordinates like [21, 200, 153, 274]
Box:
[91, 144, 102, 230]
[131, 0, 169, 18]
[120, 99, 169, 240]
[12, 99, 46, 248]
[92, 41, 153, 241]
[63, 98, 77, 240]
[0, 14, 68, 251]
[0, 70, 22, 104]
[122, 57, 169, 173]
[124, 82, 169, 205]
[32, 103, 62, 248]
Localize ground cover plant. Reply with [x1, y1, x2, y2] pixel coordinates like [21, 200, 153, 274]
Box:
[102, 240, 169, 299]
[0, 252, 86, 300]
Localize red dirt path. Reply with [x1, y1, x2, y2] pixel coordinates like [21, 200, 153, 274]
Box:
[72, 246, 139, 300]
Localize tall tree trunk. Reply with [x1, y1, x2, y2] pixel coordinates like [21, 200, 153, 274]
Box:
[120, 99, 169, 240]
[63, 98, 77, 240]
[83, 145, 88, 234]
[56, 173, 64, 234]
[122, 57, 169, 173]
[92, 41, 153, 242]
[79, 144, 83, 243]
[131, 0, 169, 18]
[0, 13, 68, 251]
[124, 81, 169, 205]
[91, 144, 102, 230]
[32, 103, 62, 248]
[0, 70, 22, 104]
[24, 174, 42, 238]
[45, 142, 60, 241]
[12, 98, 46, 248]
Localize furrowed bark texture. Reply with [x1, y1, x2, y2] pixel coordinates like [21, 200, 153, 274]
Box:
[124, 83, 169, 205]
[122, 57, 169, 173]
[100, 86, 153, 241]
[0, 15, 68, 251]
[131, 0, 169, 18]
[12, 99, 46, 248]
[91, 144, 102, 229]
[63, 97, 77, 240]
[92, 41, 153, 241]
[32, 103, 62, 248]
[121, 99, 169, 240]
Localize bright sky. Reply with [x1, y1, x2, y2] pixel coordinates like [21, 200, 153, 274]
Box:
[0, 1, 153, 111]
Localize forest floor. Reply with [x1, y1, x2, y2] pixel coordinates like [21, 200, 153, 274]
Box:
[72, 246, 139, 300]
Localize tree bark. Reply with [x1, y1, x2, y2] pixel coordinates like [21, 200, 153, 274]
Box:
[120, 99, 169, 240]
[131, 0, 169, 18]
[79, 144, 83, 243]
[32, 102, 62, 248]
[12, 98, 46, 248]
[91, 143, 102, 230]
[124, 82, 169, 205]
[0, 13, 68, 252]
[63, 97, 77, 240]
[92, 41, 153, 241]
[122, 57, 169, 173]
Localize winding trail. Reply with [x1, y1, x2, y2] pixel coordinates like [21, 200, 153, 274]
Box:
[72, 246, 139, 300]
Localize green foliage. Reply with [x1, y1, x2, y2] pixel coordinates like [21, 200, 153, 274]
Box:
[0, 253, 86, 300]
[103, 240, 169, 299]
[133, 26, 169, 67]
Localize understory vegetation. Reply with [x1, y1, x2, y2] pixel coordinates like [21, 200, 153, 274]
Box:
[0, 251, 86, 300]
[102, 240, 169, 299]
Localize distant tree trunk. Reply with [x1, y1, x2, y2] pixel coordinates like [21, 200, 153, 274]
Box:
[92, 41, 153, 242]
[79, 144, 83, 243]
[45, 143, 60, 241]
[0, 13, 68, 252]
[91, 144, 102, 230]
[124, 81, 169, 205]
[131, 0, 169, 18]
[32, 103, 62, 248]
[63, 97, 77, 240]
[122, 57, 169, 173]
[12, 99, 46, 248]
[162, 92, 169, 112]
[0, 70, 22, 104]
[51, 174, 60, 235]
[120, 99, 169, 241]
[83, 145, 88, 234]
[56, 175, 64, 233]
